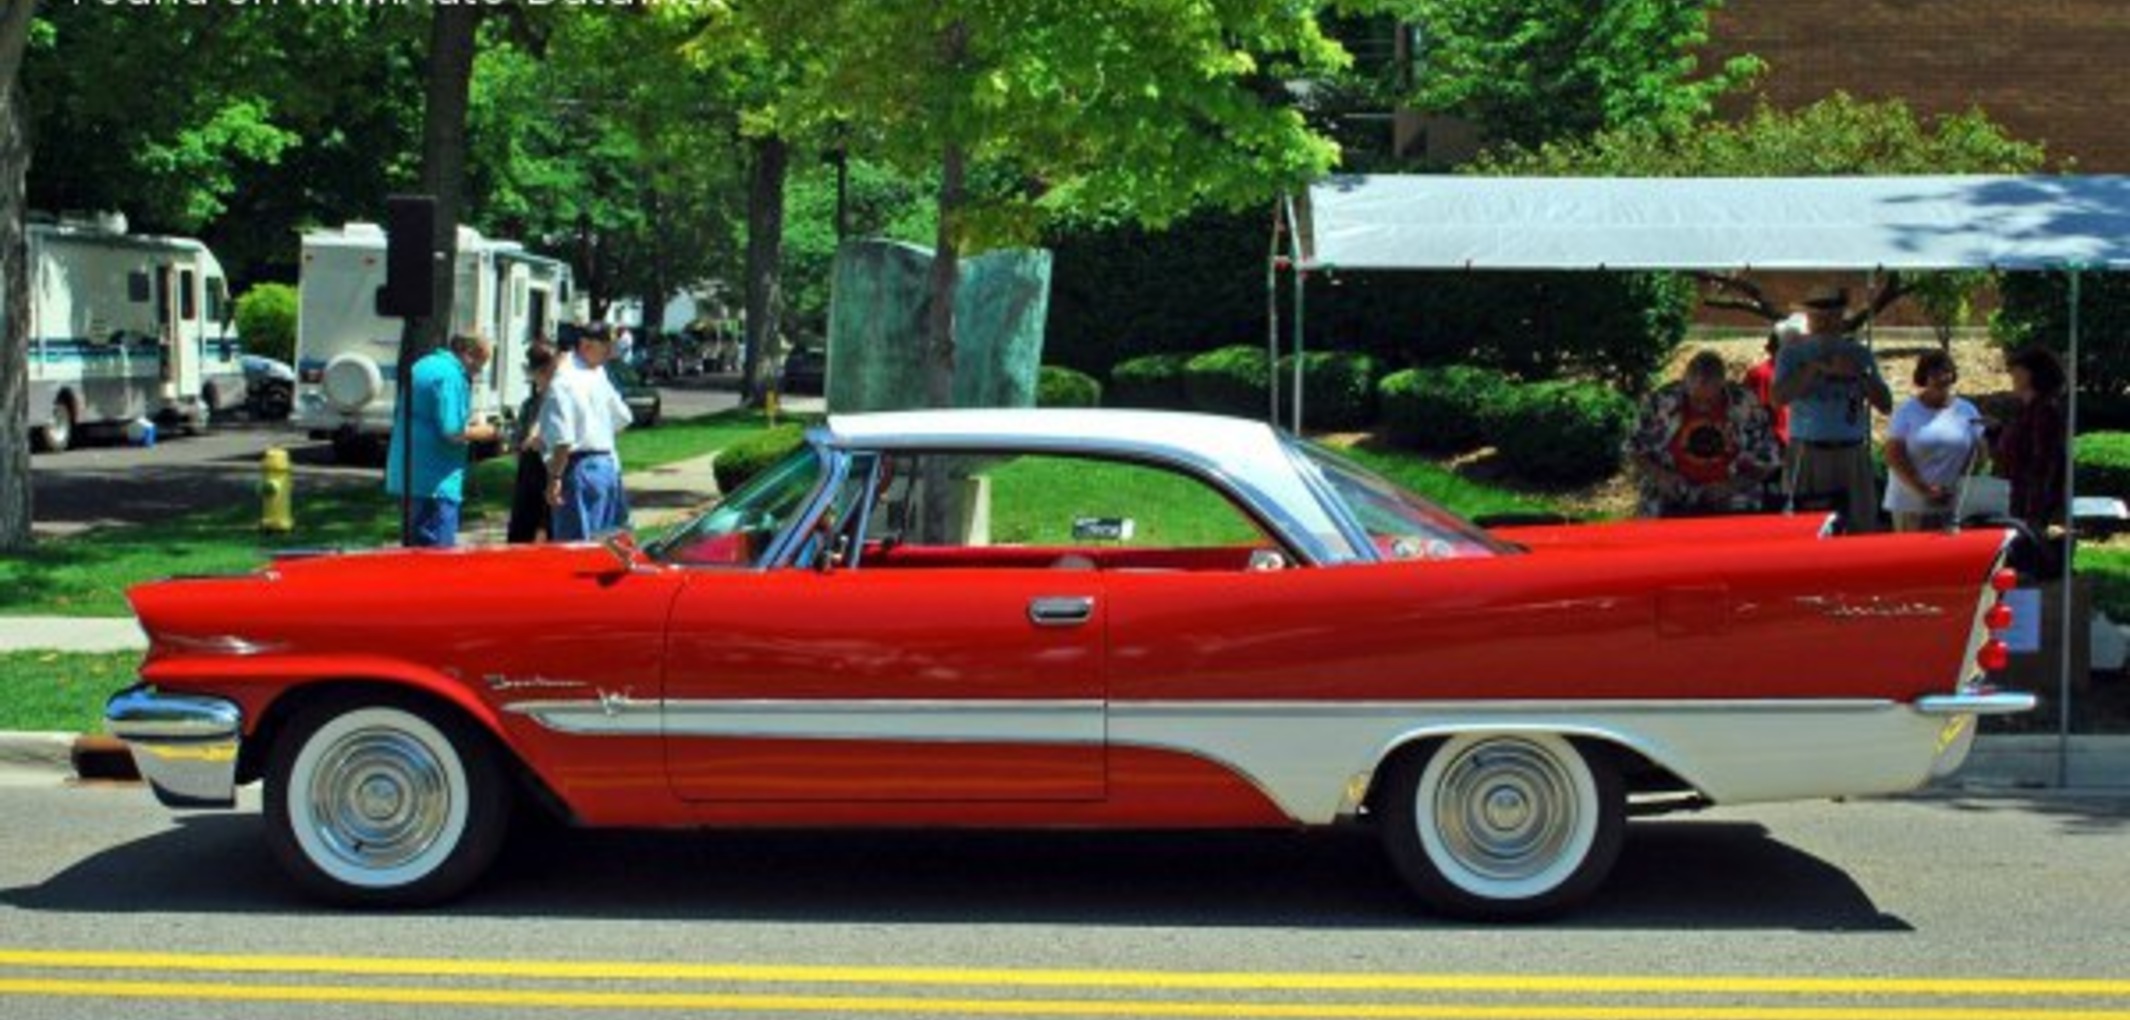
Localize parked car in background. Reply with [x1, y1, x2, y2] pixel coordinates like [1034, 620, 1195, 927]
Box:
[241, 354, 295, 421]
[106, 409, 2030, 918]
[606, 361, 661, 428]
[779, 345, 826, 395]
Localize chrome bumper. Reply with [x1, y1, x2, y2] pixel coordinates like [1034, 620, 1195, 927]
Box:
[1915, 691, 2040, 716]
[105, 686, 242, 808]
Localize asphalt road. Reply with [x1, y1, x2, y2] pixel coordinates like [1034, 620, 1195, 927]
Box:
[26, 380, 741, 538]
[1, 784, 2127, 1018]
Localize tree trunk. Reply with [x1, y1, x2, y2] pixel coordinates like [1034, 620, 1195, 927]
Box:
[0, 0, 40, 552]
[416, 3, 480, 351]
[741, 135, 788, 404]
[924, 141, 966, 409]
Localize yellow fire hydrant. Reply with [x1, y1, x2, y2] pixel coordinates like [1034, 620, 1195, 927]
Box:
[259, 447, 293, 533]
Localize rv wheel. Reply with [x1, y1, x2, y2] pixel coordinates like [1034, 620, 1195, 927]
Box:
[32, 396, 74, 453]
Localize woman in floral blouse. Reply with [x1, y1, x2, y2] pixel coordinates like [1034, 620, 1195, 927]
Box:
[1628, 351, 1783, 518]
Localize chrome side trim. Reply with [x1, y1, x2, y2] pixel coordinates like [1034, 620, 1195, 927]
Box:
[104, 685, 242, 808]
[505, 698, 1106, 744]
[1914, 691, 2039, 716]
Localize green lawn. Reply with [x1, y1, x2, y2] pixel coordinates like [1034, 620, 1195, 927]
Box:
[986, 457, 1265, 547]
[0, 652, 139, 733]
[0, 410, 794, 618]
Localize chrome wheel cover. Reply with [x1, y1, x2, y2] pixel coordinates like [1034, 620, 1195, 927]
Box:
[306, 728, 452, 872]
[1416, 734, 1598, 900]
[286, 707, 470, 890]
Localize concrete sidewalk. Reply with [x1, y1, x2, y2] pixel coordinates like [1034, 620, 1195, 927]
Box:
[0, 617, 145, 653]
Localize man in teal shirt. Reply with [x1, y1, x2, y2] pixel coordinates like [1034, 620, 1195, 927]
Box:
[1772, 288, 1893, 532]
[386, 334, 499, 547]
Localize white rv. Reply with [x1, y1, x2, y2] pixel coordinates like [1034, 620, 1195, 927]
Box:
[26, 215, 237, 451]
[291, 223, 572, 461]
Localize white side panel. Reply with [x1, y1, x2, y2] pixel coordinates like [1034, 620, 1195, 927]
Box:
[1109, 701, 1959, 824]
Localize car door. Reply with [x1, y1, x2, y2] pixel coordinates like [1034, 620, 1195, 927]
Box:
[660, 449, 1106, 802]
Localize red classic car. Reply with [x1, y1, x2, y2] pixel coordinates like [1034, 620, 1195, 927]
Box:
[106, 409, 2033, 919]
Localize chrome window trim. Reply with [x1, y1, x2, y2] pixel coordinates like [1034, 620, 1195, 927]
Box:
[1279, 436, 1376, 565]
[811, 433, 1338, 567]
[761, 433, 849, 570]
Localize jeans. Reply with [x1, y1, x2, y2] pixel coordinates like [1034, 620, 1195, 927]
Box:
[551, 453, 624, 541]
[407, 497, 461, 548]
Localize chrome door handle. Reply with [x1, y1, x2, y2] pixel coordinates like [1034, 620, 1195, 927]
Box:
[1028, 596, 1095, 627]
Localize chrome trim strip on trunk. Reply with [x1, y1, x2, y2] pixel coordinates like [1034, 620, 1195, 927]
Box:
[104, 685, 242, 808]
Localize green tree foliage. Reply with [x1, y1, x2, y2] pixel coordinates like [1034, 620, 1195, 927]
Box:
[707, 0, 1377, 408]
[1995, 271, 2130, 399]
[233, 283, 298, 364]
[25, 7, 426, 277]
[1474, 92, 2046, 177]
[1408, 0, 1761, 150]
[470, 13, 737, 322]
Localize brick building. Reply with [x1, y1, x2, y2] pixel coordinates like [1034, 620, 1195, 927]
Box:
[1705, 0, 2130, 173]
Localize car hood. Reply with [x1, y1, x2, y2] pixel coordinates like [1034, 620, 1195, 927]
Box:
[128, 543, 636, 642]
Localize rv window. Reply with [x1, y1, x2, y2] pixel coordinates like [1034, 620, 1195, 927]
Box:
[207, 278, 229, 323]
[127, 272, 151, 303]
[181, 270, 198, 321]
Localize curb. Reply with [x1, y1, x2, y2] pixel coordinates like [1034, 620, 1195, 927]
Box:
[72, 734, 140, 782]
[0, 732, 138, 784]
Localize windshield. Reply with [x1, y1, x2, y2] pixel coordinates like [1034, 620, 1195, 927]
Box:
[644, 445, 825, 568]
[1292, 441, 1513, 561]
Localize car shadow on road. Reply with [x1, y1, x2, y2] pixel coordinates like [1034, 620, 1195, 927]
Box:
[0, 814, 1904, 932]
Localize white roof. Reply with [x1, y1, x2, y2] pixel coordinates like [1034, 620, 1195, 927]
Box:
[1298, 175, 2130, 271]
[823, 409, 1347, 549]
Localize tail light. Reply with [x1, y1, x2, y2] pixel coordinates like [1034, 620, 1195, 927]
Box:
[1978, 573, 2018, 673]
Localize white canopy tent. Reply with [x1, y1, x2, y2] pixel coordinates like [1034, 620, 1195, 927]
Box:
[1272, 174, 2130, 783]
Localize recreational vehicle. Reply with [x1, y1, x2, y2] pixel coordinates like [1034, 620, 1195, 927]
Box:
[291, 223, 572, 462]
[26, 215, 237, 451]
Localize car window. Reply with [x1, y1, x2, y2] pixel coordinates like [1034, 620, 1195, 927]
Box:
[1292, 440, 1510, 560]
[645, 445, 826, 568]
[835, 451, 1285, 572]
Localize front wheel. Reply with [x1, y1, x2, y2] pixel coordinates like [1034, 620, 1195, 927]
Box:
[264, 697, 511, 907]
[1378, 733, 1624, 921]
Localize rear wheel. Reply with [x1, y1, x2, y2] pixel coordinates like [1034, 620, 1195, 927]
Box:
[31, 395, 73, 453]
[1378, 733, 1624, 921]
[264, 696, 511, 907]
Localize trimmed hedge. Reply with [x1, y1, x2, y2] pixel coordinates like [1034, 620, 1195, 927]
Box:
[1492, 380, 1637, 487]
[1037, 365, 1102, 408]
[1275, 351, 1380, 431]
[711, 425, 808, 495]
[2079, 432, 2130, 500]
[1183, 345, 1272, 418]
[1378, 365, 1516, 453]
[1107, 352, 1193, 409]
[234, 283, 298, 364]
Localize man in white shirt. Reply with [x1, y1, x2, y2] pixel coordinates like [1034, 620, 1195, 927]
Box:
[542, 324, 636, 540]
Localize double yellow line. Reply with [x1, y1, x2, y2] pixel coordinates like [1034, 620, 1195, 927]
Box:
[3, 949, 2129, 1017]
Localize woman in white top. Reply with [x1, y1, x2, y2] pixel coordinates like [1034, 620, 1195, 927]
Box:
[1883, 350, 1983, 532]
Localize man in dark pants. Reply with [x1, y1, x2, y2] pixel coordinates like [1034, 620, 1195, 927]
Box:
[506, 340, 559, 543]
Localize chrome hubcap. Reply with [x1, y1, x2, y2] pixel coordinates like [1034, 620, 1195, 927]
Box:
[1430, 739, 1578, 883]
[306, 728, 451, 872]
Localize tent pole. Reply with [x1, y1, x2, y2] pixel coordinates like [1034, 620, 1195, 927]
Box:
[2059, 268, 2081, 787]
[1293, 269, 1306, 432]
[1283, 194, 1307, 432]
[1268, 201, 1284, 426]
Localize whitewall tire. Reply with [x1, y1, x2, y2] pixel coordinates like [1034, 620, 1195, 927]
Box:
[1379, 732, 1624, 920]
[265, 697, 510, 907]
